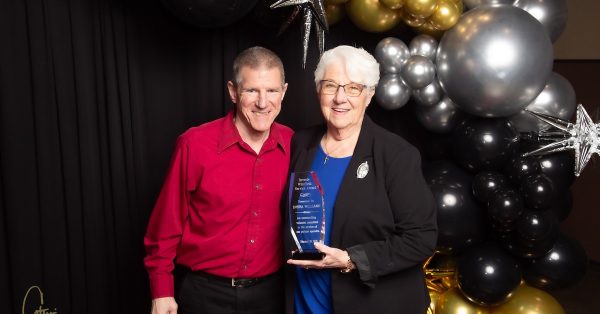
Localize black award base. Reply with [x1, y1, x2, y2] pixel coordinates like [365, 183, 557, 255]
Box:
[292, 251, 325, 260]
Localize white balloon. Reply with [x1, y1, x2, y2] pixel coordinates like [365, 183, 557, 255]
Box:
[400, 55, 435, 89]
[509, 72, 576, 132]
[375, 37, 410, 74]
[436, 5, 553, 117]
[413, 79, 444, 106]
[375, 74, 412, 110]
[513, 0, 568, 42]
[416, 96, 464, 133]
[409, 34, 438, 61]
[464, 0, 515, 10]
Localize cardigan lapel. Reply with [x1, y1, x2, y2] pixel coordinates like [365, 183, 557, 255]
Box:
[330, 116, 376, 246]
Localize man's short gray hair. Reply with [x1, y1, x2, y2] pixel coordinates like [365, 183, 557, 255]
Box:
[232, 46, 285, 85]
[314, 45, 380, 88]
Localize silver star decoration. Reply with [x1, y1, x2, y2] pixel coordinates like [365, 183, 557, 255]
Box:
[270, 0, 328, 69]
[522, 104, 600, 176]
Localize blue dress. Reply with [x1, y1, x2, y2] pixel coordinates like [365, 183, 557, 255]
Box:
[294, 145, 351, 314]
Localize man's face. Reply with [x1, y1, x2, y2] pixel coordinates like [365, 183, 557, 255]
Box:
[227, 66, 287, 137]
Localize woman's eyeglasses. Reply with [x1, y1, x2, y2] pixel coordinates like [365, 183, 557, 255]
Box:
[319, 80, 367, 97]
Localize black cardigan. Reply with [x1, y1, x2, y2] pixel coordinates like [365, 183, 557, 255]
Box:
[283, 116, 438, 314]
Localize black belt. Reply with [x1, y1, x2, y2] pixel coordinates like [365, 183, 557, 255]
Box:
[193, 270, 276, 288]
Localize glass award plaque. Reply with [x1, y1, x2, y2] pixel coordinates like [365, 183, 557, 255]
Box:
[288, 171, 326, 260]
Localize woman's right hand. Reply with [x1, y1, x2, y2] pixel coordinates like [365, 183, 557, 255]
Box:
[287, 242, 354, 271]
[151, 297, 178, 314]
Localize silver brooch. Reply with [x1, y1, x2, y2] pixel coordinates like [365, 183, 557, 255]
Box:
[356, 161, 369, 179]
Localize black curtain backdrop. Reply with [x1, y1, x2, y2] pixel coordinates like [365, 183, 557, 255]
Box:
[4, 0, 600, 313]
[0, 0, 424, 312]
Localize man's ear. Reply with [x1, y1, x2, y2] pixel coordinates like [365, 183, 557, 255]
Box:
[227, 81, 238, 104]
[281, 83, 288, 100]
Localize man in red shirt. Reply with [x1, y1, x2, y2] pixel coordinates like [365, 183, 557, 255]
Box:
[144, 46, 293, 314]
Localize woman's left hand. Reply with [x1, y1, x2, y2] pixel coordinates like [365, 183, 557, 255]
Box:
[287, 242, 351, 270]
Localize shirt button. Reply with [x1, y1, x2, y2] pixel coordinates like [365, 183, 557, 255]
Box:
[250, 239, 255, 244]
[242, 265, 248, 270]
[255, 184, 262, 190]
[252, 211, 258, 217]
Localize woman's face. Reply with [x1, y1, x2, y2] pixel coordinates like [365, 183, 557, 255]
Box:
[318, 60, 374, 134]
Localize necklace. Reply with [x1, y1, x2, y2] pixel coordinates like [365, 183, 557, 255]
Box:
[322, 134, 344, 165]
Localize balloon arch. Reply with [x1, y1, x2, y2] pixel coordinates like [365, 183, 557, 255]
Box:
[159, 0, 591, 312]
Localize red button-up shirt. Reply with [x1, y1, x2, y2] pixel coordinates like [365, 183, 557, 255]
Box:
[144, 110, 293, 299]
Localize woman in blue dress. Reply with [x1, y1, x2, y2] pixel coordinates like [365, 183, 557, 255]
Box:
[284, 45, 438, 314]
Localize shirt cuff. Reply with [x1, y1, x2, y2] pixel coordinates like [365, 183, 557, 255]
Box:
[347, 245, 376, 288]
[149, 272, 175, 299]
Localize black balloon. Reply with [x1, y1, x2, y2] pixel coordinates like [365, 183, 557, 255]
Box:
[538, 152, 575, 193]
[504, 155, 540, 184]
[503, 210, 559, 259]
[452, 117, 519, 173]
[520, 174, 556, 210]
[523, 233, 587, 289]
[161, 0, 259, 28]
[423, 160, 486, 254]
[250, 0, 295, 29]
[515, 210, 559, 242]
[503, 236, 556, 259]
[457, 243, 522, 306]
[487, 188, 524, 227]
[472, 171, 509, 203]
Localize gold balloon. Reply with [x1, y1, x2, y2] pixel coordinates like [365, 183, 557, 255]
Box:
[428, 0, 460, 30]
[449, 0, 463, 13]
[402, 10, 426, 27]
[380, 0, 405, 10]
[428, 290, 442, 314]
[404, 0, 438, 19]
[491, 284, 566, 314]
[345, 0, 402, 32]
[326, 0, 350, 4]
[437, 288, 491, 314]
[416, 20, 445, 38]
[325, 4, 346, 25]
[425, 254, 457, 289]
[441, 275, 458, 289]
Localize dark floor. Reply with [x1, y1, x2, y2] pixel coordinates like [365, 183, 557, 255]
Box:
[549, 261, 600, 314]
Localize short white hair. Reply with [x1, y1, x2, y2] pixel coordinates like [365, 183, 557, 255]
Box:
[314, 45, 380, 88]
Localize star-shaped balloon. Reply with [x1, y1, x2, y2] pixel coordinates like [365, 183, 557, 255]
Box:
[522, 104, 600, 176]
[270, 0, 328, 68]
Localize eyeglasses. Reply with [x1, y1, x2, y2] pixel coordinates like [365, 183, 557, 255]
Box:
[319, 80, 367, 97]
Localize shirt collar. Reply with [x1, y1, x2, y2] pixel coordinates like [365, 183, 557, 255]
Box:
[218, 110, 288, 154]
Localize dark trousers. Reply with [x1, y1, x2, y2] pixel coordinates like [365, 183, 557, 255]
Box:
[176, 270, 284, 314]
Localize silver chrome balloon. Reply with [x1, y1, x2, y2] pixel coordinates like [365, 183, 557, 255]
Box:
[513, 0, 568, 42]
[375, 74, 412, 110]
[400, 55, 436, 89]
[509, 72, 576, 132]
[409, 34, 438, 61]
[464, 0, 515, 10]
[413, 78, 444, 106]
[436, 5, 553, 117]
[374, 37, 410, 74]
[416, 96, 463, 133]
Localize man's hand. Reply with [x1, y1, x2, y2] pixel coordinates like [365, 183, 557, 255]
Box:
[151, 297, 178, 314]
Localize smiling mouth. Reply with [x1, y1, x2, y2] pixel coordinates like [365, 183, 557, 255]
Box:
[332, 107, 350, 113]
[253, 111, 271, 115]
